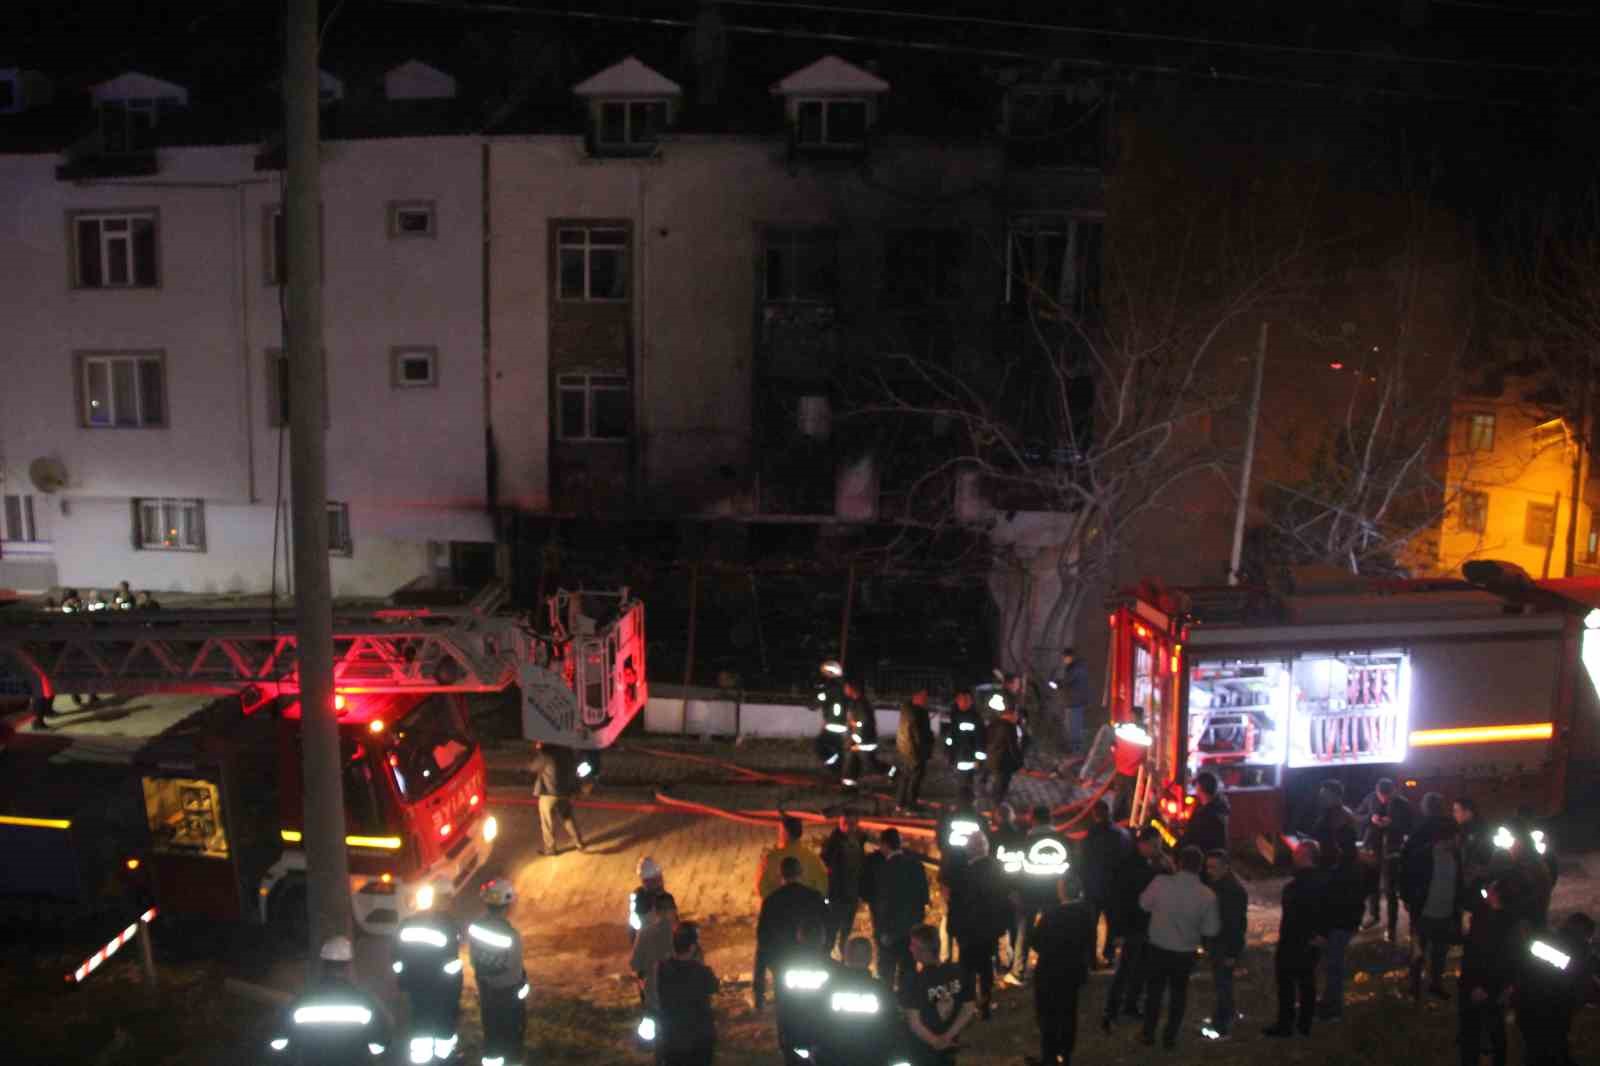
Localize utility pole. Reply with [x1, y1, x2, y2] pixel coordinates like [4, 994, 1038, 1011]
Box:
[285, 0, 349, 960]
[1228, 322, 1269, 586]
[1562, 360, 1590, 578]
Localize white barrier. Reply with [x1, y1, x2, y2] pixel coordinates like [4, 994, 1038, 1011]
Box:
[643, 693, 901, 739]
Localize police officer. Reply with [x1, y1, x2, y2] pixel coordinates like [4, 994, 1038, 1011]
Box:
[629, 856, 669, 943]
[267, 936, 391, 1064]
[775, 917, 834, 1065]
[394, 909, 464, 1064]
[468, 879, 529, 1066]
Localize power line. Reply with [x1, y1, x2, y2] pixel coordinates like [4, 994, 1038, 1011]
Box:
[721, 0, 1593, 77]
[375, 0, 1566, 107]
[1433, 0, 1593, 16]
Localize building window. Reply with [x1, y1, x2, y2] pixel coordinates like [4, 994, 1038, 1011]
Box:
[1465, 412, 1495, 452]
[327, 501, 352, 556]
[1586, 508, 1599, 563]
[883, 229, 965, 306]
[98, 98, 175, 154]
[79, 352, 166, 428]
[1007, 217, 1104, 319]
[72, 211, 158, 288]
[264, 205, 325, 285]
[388, 201, 436, 238]
[1458, 489, 1488, 534]
[597, 99, 668, 148]
[265, 349, 329, 427]
[795, 98, 868, 147]
[134, 497, 205, 552]
[764, 228, 838, 304]
[557, 226, 629, 302]
[2, 494, 41, 543]
[1525, 501, 1556, 547]
[556, 373, 629, 441]
[391, 347, 438, 388]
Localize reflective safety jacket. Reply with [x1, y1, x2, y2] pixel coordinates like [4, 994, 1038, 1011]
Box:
[775, 953, 836, 1056]
[813, 967, 902, 1066]
[267, 977, 390, 1065]
[1002, 828, 1073, 908]
[393, 914, 465, 994]
[944, 706, 983, 771]
[467, 913, 527, 995]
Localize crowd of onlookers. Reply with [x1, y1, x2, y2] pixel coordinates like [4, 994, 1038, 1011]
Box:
[623, 773, 1597, 1066]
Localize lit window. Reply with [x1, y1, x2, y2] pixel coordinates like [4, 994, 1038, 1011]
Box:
[795, 98, 868, 147]
[596, 99, 669, 149]
[391, 347, 438, 388]
[388, 201, 436, 238]
[764, 228, 838, 304]
[134, 498, 205, 552]
[79, 353, 166, 427]
[72, 212, 158, 288]
[1458, 490, 1488, 534]
[1465, 412, 1495, 452]
[556, 373, 629, 441]
[327, 501, 352, 557]
[557, 226, 629, 302]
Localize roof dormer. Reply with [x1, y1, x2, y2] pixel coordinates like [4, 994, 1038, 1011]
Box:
[771, 56, 888, 155]
[0, 67, 53, 115]
[89, 71, 187, 155]
[383, 60, 456, 102]
[573, 56, 682, 157]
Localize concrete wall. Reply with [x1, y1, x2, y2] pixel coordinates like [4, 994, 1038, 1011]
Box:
[643, 692, 900, 738]
[0, 139, 491, 596]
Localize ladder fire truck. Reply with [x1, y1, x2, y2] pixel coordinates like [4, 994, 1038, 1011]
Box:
[0, 584, 646, 934]
[1103, 566, 1600, 849]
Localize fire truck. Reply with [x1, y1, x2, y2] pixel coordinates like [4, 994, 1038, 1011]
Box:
[1104, 566, 1600, 848]
[0, 584, 646, 933]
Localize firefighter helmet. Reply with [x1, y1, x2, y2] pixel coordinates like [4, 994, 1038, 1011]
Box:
[481, 878, 515, 907]
[637, 856, 662, 880]
[319, 935, 354, 962]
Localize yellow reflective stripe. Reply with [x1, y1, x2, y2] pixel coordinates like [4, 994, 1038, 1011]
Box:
[281, 829, 403, 850]
[0, 814, 72, 830]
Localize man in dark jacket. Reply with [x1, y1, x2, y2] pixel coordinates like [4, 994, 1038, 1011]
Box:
[1356, 778, 1413, 942]
[1309, 779, 1357, 871]
[822, 811, 868, 955]
[872, 828, 930, 993]
[1177, 772, 1229, 860]
[654, 922, 719, 1066]
[1516, 912, 1595, 1066]
[1102, 827, 1162, 1028]
[1407, 821, 1461, 1000]
[1078, 801, 1128, 968]
[755, 857, 830, 1011]
[1319, 826, 1368, 1021]
[896, 690, 935, 811]
[1264, 840, 1330, 1038]
[985, 709, 1024, 807]
[1028, 875, 1097, 1066]
[1457, 877, 1521, 1066]
[1453, 797, 1495, 893]
[946, 833, 1008, 1019]
[1202, 850, 1247, 1041]
[528, 740, 586, 855]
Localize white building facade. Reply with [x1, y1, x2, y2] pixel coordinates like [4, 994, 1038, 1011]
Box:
[0, 67, 492, 596]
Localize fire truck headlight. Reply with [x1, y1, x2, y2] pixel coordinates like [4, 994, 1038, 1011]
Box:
[637, 1017, 656, 1042]
[483, 815, 499, 843]
[1492, 826, 1516, 850]
[414, 884, 435, 912]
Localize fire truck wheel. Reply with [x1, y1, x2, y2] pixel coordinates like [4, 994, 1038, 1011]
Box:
[266, 877, 309, 944]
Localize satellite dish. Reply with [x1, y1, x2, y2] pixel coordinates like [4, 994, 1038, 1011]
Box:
[28, 457, 68, 494]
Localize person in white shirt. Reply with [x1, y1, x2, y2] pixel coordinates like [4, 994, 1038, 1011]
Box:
[1137, 846, 1220, 1050]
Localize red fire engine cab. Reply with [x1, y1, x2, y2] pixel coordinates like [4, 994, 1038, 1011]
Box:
[0, 584, 647, 933]
[1105, 569, 1600, 850]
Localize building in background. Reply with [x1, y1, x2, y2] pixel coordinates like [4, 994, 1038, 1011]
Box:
[0, 60, 493, 596]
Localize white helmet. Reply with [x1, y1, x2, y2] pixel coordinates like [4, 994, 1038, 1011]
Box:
[481, 878, 515, 907]
[637, 856, 662, 880]
[319, 935, 354, 963]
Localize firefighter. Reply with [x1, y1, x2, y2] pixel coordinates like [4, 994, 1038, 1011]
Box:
[815, 937, 901, 1066]
[267, 936, 391, 1064]
[630, 856, 669, 943]
[945, 691, 983, 778]
[393, 910, 464, 1064]
[816, 660, 851, 775]
[840, 678, 879, 789]
[468, 879, 529, 1066]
